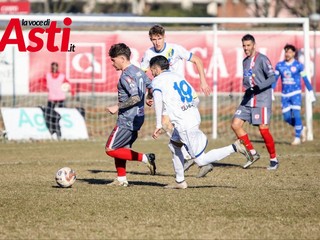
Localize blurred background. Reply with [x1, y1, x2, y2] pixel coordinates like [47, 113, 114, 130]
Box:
[0, 0, 319, 142]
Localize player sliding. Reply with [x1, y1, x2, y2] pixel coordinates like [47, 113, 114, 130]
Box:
[149, 55, 253, 189]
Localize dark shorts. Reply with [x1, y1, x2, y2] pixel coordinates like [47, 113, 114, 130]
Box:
[105, 126, 138, 149]
[233, 105, 271, 125]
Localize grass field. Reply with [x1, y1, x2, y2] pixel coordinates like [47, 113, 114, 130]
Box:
[0, 137, 319, 239]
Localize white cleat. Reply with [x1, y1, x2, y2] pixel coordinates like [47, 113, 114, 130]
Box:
[291, 137, 301, 145]
[164, 180, 188, 189]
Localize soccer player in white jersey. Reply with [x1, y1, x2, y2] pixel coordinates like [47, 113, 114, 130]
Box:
[141, 24, 212, 177]
[149, 55, 253, 189]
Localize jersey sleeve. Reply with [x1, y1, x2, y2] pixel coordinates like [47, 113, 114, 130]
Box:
[299, 62, 313, 91]
[151, 79, 163, 129]
[259, 55, 276, 89]
[272, 63, 280, 89]
[175, 44, 192, 61]
[140, 50, 150, 72]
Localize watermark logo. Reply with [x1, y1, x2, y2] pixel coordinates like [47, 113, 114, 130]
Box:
[0, 17, 76, 52]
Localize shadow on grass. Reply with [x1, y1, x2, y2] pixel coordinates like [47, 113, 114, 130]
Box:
[88, 169, 173, 177]
[251, 139, 290, 145]
[77, 178, 166, 187]
[188, 185, 237, 189]
[211, 162, 243, 168]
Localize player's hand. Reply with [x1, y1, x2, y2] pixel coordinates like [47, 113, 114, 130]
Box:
[309, 90, 316, 103]
[152, 128, 163, 139]
[200, 81, 211, 96]
[146, 98, 153, 107]
[106, 105, 118, 115]
[244, 85, 259, 97]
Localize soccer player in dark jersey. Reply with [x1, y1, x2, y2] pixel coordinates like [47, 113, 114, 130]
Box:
[105, 43, 156, 187]
[273, 44, 316, 145]
[231, 34, 279, 170]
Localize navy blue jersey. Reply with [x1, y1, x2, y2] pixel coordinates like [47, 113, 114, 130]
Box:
[117, 64, 152, 131]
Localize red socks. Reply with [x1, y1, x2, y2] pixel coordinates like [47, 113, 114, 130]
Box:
[239, 134, 254, 151]
[106, 148, 143, 161]
[115, 158, 126, 176]
[259, 128, 276, 159]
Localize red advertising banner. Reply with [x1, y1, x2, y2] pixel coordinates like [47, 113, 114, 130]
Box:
[28, 31, 320, 93]
[0, 1, 30, 14]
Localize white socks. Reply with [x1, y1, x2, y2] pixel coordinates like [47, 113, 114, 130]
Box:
[195, 145, 235, 166]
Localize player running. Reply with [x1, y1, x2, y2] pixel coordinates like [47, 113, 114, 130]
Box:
[273, 44, 316, 145]
[150, 55, 253, 189]
[105, 43, 156, 187]
[141, 24, 212, 177]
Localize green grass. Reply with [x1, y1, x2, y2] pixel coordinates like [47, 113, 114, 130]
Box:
[0, 138, 319, 239]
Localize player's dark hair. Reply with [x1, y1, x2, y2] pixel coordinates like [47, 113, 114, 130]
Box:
[150, 55, 169, 70]
[51, 62, 58, 67]
[242, 34, 255, 43]
[284, 44, 296, 52]
[108, 43, 131, 60]
[149, 24, 165, 36]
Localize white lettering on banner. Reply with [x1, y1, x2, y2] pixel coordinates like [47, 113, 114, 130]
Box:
[1, 108, 88, 140]
[26, 31, 320, 93]
[72, 53, 101, 74]
[54, 108, 88, 140]
[206, 47, 229, 78]
[66, 42, 106, 83]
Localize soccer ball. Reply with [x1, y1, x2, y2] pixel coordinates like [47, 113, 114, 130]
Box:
[55, 167, 76, 188]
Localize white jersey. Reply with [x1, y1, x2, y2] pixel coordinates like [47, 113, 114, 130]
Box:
[152, 71, 200, 132]
[141, 42, 192, 76]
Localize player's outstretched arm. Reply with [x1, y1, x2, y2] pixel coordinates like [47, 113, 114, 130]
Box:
[190, 55, 211, 96]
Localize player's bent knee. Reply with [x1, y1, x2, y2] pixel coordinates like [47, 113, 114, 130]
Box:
[105, 147, 113, 155]
[168, 140, 183, 153]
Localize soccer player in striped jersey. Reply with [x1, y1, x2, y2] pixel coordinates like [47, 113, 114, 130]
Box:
[150, 55, 252, 189]
[273, 44, 316, 145]
[141, 24, 212, 177]
[105, 43, 156, 187]
[231, 34, 279, 170]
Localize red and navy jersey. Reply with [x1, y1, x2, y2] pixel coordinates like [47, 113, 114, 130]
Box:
[274, 59, 313, 96]
[242, 52, 276, 108]
[117, 64, 152, 131]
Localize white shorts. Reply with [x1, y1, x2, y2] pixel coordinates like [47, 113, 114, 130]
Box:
[171, 125, 208, 159]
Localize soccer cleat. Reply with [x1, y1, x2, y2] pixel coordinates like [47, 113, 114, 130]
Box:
[107, 179, 129, 187]
[164, 180, 188, 189]
[291, 137, 301, 145]
[233, 139, 253, 162]
[146, 153, 156, 175]
[267, 161, 279, 170]
[243, 152, 260, 169]
[301, 126, 307, 143]
[196, 164, 213, 178]
[184, 159, 195, 172]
